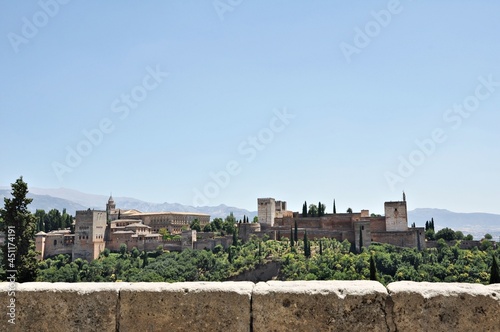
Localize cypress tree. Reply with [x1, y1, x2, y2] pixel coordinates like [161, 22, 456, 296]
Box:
[294, 220, 298, 243]
[319, 240, 323, 255]
[290, 228, 294, 247]
[333, 199, 336, 214]
[1, 177, 38, 282]
[318, 201, 322, 216]
[490, 255, 500, 284]
[370, 253, 378, 281]
[359, 226, 363, 253]
[232, 229, 238, 246]
[302, 201, 307, 217]
[304, 231, 310, 258]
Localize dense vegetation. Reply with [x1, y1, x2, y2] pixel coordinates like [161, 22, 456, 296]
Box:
[32, 236, 500, 284]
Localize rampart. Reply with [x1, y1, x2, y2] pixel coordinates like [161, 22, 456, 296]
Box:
[1, 281, 499, 331]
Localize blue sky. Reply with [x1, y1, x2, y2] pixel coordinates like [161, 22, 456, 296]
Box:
[1, 1, 499, 215]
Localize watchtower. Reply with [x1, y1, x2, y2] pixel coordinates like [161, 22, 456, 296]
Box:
[258, 198, 276, 227]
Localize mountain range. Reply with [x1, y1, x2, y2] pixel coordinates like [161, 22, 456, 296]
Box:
[1, 187, 499, 240]
[0, 187, 258, 221]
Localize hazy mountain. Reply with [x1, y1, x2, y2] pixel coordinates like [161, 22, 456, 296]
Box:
[0, 189, 87, 214]
[0, 187, 257, 220]
[408, 208, 500, 240]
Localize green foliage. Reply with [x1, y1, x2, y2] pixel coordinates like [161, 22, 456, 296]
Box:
[435, 227, 457, 241]
[370, 253, 378, 281]
[1, 177, 38, 282]
[485, 233, 493, 240]
[189, 219, 201, 232]
[303, 231, 311, 258]
[294, 221, 298, 243]
[490, 255, 500, 284]
[347, 207, 353, 214]
[34, 232, 500, 285]
[308, 204, 318, 217]
[302, 201, 307, 217]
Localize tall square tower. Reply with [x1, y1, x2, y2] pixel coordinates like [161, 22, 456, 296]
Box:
[384, 201, 408, 232]
[258, 198, 276, 226]
[72, 210, 107, 261]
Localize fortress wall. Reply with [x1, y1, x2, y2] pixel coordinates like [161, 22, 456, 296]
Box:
[369, 217, 386, 232]
[1, 281, 500, 332]
[372, 229, 425, 249]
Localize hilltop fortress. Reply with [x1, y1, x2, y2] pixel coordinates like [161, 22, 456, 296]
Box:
[240, 194, 426, 252]
[35, 196, 214, 261]
[34, 194, 424, 261]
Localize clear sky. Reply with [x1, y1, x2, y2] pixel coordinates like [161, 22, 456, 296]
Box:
[1, 1, 499, 215]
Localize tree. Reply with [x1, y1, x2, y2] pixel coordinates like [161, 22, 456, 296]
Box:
[435, 228, 456, 241]
[333, 199, 336, 214]
[319, 240, 323, 255]
[465, 234, 473, 241]
[303, 231, 310, 258]
[347, 207, 353, 214]
[119, 243, 128, 257]
[490, 255, 500, 284]
[190, 219, 201, 232]
[485, 233, 493, 240]
[359, 226, 363, 252]
[294, 220, 298, 243]
[302, 201, 307, 217]
[370, 253, 378, 281]
[290, 228, 294, 247]
[212, 218, 223, 231]
[0, 177, 38, 282]
[252, 216, 259, 223]
[308, 204, 318, 217]
[232, 228, 238, 246]
[203, 223, 213, 232]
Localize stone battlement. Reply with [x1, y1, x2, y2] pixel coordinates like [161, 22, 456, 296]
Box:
[1, 281, 499, 331]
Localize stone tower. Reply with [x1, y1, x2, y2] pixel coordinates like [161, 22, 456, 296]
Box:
[384, 200, 408, 232]
[72, 210, 107, 261]
[106, 195, 118, 222]
[258, 198, 276, 227]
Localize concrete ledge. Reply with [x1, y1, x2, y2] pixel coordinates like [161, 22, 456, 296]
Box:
[253, 281, 389, 331]
[0, 282, 120, 332]
[119, 282, 254, 332]
[1, 281, 500, 331]
[388, 281, 500, 332]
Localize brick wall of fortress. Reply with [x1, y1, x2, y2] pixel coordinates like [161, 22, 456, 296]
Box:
[2, 281, 499, 332]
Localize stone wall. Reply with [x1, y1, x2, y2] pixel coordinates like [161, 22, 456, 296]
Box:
[1, 281, 499, 332]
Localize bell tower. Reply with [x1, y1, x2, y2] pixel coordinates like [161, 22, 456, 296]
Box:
[106, 194, 116, 221]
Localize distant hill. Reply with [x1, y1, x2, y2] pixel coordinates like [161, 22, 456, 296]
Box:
[408, 208, 500, 240]
[0, 187, 257, 221]
[0, 189, 87, 214]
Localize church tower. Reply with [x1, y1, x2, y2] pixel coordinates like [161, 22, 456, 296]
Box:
[106, 195, 117, 222]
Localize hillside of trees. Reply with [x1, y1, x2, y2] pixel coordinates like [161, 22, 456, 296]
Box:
[22, 235, 499, 284]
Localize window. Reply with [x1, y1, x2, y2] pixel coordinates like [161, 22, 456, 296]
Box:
[54, 240, 57, 246]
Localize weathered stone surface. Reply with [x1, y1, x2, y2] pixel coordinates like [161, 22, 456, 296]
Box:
[388, 281, 500, 331]
[252, 280, 389, 332]
[119, 282, 254, 332]
[0, 282, 120, 332]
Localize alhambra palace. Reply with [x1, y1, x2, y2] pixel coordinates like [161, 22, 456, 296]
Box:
[35, 194, 425, 261]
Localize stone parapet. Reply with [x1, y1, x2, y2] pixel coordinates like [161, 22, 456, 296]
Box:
[1, 281, 499, 331]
